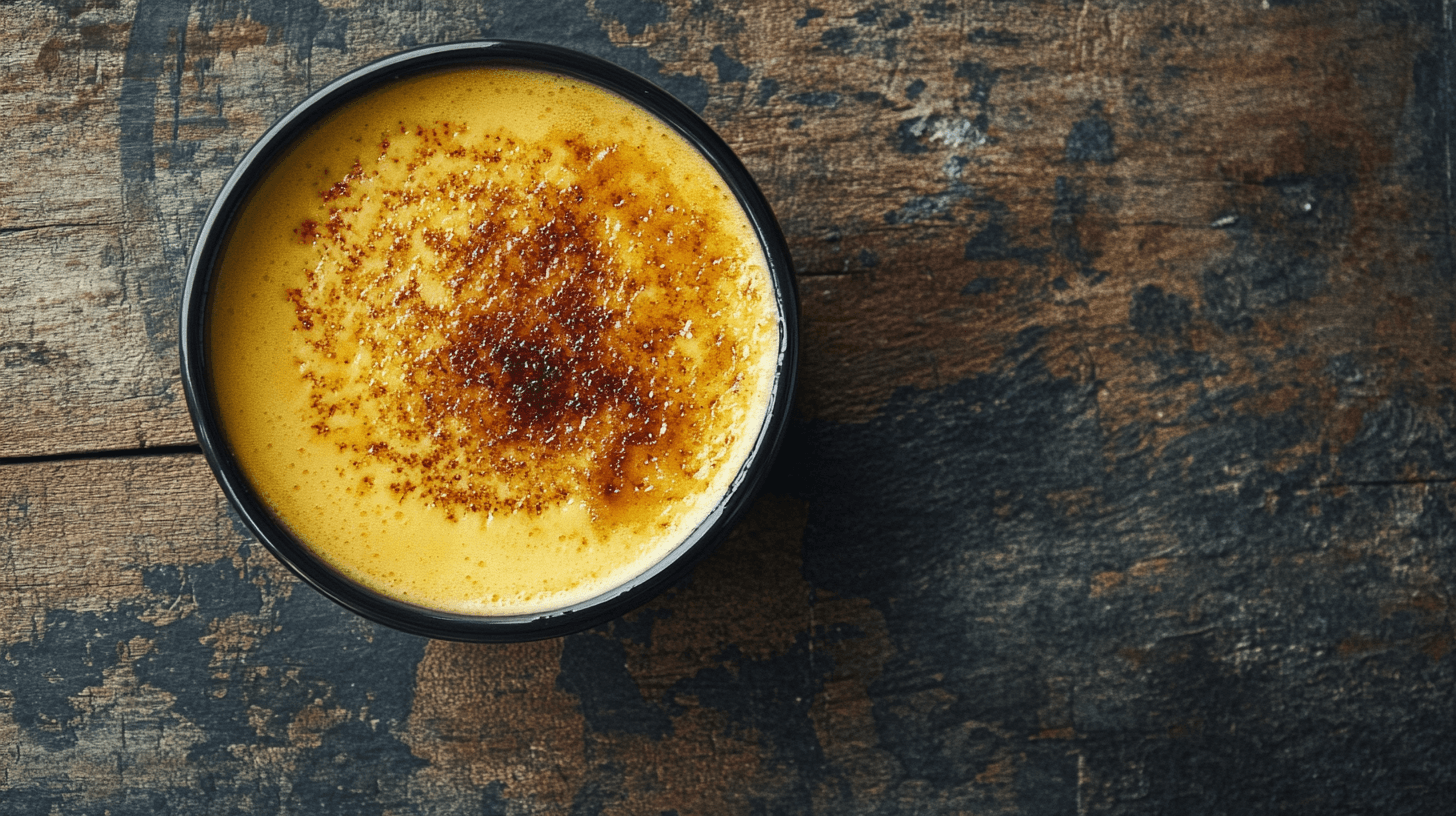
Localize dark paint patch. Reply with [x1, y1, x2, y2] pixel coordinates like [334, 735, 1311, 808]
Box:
[1126, 84, 1162, 132]
[1144, 346, 1228, 389]
[1197, 167, 1361, 332]
[820, 27, 854, 52]
[1015, 743, 1080, 813]
[593, 0, 669, 37]
[920, 0, 952, 18]
[117, 0, 192, 362]
[569, 762, 627, 816]
[859, 248, 879, 268]
[795, 8, 824, 28]
[558, 633, 671, 738]
[972, 110, 990, 134]
[1052, 175, 1096, 275]
[1325, 353, 1365, 390]
[790, 91, 841, 108]
[130, 558, 427, 814]
[1130, 285, 1193, 338]
[1370, 0, 1443, 25]
[755, 77, 780, 105]
[968, 27, 1021, 46]
[4, 494, 31, 530]
[0, 341, 69, 369]
[788, 339, 1101, 792]
[849, 6, 911, 30]
[960, 276, 998, 295]
[2, 787, 176, 816]
[0, 548, 427, 813]
[709, 45, 749, 83]
[1201, 251, 1325, 333]
[955, 61, 1001, 104]
[781, 323, 1456, 809]
[1262, 172, 1354, 227]
[962, 224, 1044, 262]
[905, 78, 926, 99]
[882, 179, 971, 225]
[1409, 45, 1454, 229]
[1075, 596, 1455, 811]
[481, 782, 510, 814]
[964, 201, 1048, 264]
[1338, 399, 1456, 482]
[895, 118, 930, 154]
[606, 606, 672, 647]
[663, 638, 821, 812]
[1065, 115, 1116, 164]
[1, 611, 112, 750]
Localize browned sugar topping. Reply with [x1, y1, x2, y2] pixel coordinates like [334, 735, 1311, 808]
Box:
[286, 120, 763, 531]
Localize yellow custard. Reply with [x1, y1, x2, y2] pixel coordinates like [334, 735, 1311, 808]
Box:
[208, 68, 779, 615]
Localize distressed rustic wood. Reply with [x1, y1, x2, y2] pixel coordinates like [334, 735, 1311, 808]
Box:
[0, 456, 245, 645]
[3, 456, 1453, 811]
[0, 225, 194, 456]
[1, 0, 1453, 812]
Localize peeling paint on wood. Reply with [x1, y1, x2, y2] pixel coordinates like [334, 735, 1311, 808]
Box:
[1, 0, 1453, 812]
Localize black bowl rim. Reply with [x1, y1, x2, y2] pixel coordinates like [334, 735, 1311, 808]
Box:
[179, 40, 800, 642]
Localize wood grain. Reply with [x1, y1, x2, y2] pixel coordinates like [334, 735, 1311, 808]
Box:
[0, 225, 193, 456]
[0, 454, 259, 645]
[2, 455, 1452, 811]
[1, 0, 1453, 812]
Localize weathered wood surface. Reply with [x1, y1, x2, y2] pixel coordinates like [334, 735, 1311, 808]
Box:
[2, 0, 1454, 812]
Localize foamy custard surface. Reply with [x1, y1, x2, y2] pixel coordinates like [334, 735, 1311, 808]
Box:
[209, 68, 779, 615]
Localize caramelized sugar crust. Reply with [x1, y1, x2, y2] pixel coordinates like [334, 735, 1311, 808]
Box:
[210, 69, 778, 614]
[292, 124, 754, 528]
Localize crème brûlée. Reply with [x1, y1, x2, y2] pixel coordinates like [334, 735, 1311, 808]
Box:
[207, 67, 780, 616]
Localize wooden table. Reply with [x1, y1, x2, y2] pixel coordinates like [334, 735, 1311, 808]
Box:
[3, 0, 1452, 812]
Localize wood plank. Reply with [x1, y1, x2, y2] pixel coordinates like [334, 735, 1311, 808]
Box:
[0, 1, 132, 229]
[0, 453, 426, 809]
[1, 452, 1453, 811]
[0, 454, 256, 644]
[0, 225, 194, 456]
[2, 0, 1454, 810]
[3, 0, 1450, 455]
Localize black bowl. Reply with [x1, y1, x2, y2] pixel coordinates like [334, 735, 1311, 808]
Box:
[179, 41, 799, 642]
